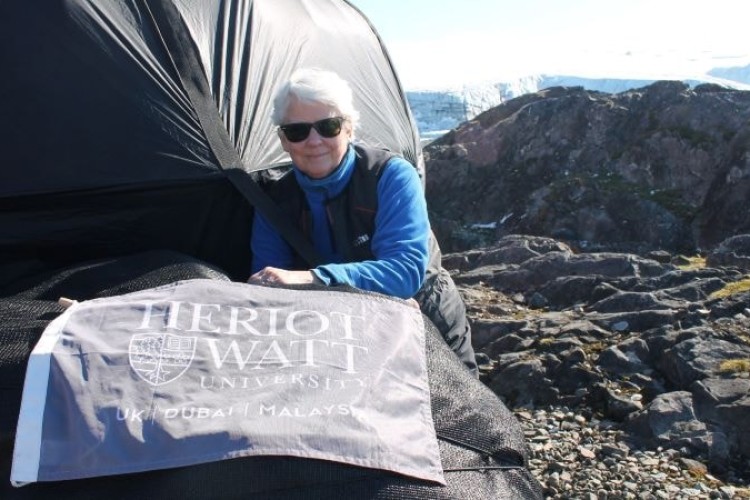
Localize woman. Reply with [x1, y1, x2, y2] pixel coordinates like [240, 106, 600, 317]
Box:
[250, 68, 477, 376]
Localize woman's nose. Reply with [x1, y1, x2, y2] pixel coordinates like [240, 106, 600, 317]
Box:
[305, 128, 324, 144]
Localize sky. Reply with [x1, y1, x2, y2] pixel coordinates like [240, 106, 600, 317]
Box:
[349, 0, 750, 89]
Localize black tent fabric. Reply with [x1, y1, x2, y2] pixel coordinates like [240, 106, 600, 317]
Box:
[0, 0, 422, 286]
[0, 251, 543, 499]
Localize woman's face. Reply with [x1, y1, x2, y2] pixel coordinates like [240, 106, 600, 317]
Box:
[278, 97, 352, 179]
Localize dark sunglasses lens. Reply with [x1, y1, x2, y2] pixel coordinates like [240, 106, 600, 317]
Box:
[281, 123, 312, 142]
[280, 117, 343, 142]
[315, 118, 342, 138]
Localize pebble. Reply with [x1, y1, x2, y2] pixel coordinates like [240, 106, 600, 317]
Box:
[515, 406, 749, 499]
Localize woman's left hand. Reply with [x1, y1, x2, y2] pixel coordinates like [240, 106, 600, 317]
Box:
[248, 267, 317, 285]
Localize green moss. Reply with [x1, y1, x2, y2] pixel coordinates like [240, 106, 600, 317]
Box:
[647, 189, 696, 219]
[674, 256, 706, 270]
[583, 341, 607, 356]
[718, 359, 750, 374]
[667, 126, 714, 149]
[709, 277, 750, 300]
[550, 171, 695, 221]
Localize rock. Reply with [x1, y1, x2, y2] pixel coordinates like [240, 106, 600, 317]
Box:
[470, 318, 530, 350]
[655, 276, 727, 301]
[485, 333, 535, 358]
[537, 276, 606, 309]
[589, 309, 678, 333]
[627, 373, 666, 401]
[551, 361, 603, 398]
[692, 378, 750, 458]
[706, 234, 750, 271]
[671, 255, 693, 266]
[447, 233, 750, 484]
[625, 392, 731, 465]
[579, 446, 596, 459]
[597, 344, 648, 376]
[589, 290, 687, 313]
[469, 249, 669, 292]
[487, 359, 559, 407]
[698, 126, 750, 247]
[425, 83, 750, 252]
[647, 250, 673, 263]
[624, 391, 696, 440]
[528, 292, 549, 309]
[471, 235, 572, 268]
[659, 337, 750, 388]
[604, 390, 644, 421]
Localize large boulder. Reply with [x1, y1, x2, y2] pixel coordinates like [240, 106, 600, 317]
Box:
[426, 82, 750, 253]
[706, 234, 750, 271]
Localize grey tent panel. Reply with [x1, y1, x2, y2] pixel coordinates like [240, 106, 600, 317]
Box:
[0, 0, 421, 197]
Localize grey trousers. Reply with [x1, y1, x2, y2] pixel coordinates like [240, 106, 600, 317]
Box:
[415, 266, 478, 378]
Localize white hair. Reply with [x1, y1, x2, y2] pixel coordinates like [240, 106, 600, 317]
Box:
[272, 68, 360, 132]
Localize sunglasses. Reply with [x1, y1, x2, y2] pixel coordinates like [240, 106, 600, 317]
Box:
[279, 117, 345, 142]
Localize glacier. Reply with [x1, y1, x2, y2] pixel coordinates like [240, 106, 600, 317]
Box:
[407, 69, 750, 140]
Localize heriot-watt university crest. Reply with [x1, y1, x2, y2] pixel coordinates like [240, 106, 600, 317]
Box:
[129, 333, 197, 386]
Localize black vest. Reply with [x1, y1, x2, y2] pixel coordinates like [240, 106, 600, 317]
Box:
[269, 144, 440, 276]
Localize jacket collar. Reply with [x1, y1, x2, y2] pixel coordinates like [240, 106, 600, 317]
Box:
[293, 144, 356, 200]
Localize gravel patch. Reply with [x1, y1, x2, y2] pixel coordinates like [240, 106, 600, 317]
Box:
[515, 406, 750, 499]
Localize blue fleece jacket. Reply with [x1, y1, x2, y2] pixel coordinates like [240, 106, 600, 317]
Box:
[251, 144, 429, 299]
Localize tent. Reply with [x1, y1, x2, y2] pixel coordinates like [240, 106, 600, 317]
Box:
[0, 0, 422, 286]
[0, 1, 543, 498]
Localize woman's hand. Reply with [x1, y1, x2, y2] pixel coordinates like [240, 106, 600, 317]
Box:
[248, 267, 317, 285]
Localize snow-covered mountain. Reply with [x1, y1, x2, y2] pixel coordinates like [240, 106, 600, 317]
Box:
[408, 66, 750, 140]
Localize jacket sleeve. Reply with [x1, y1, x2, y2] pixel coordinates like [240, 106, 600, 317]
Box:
[315, 157, 430, 298]
[250, 210, 295, 274]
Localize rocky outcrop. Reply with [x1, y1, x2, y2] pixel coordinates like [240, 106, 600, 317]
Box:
[706, 234, 750, 271]
[450, 234, 750, 476]
[424, 82, 750, 253]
